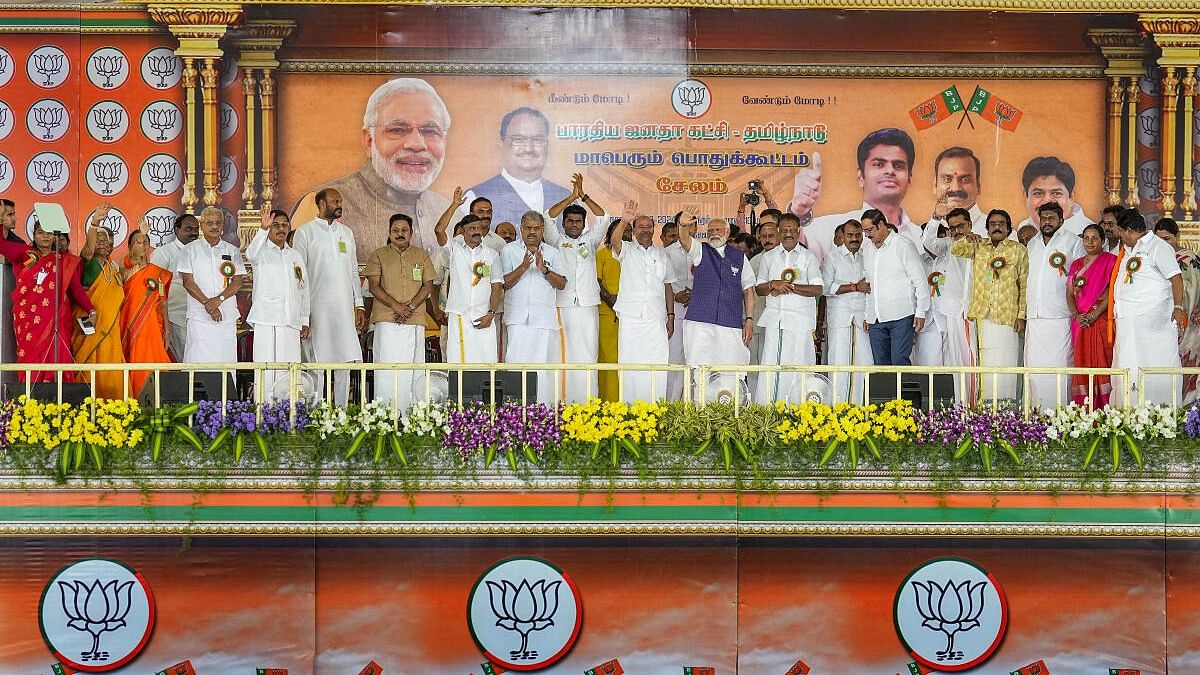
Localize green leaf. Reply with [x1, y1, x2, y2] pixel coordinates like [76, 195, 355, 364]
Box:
[1123, 433, 1143, 470]
[89, 445, 103, 471]
[1082, 435, 1102, 469]
[208, 428, 231, 454]
[953, 436, 973, 460]
[173, 423, 204, 452]
[254, 432, 270, 463]
[693, 436, 714, 457]
[234, 433, 245, 462]
[506, 449, 518, 473]
[620, 438, 642, 460]
[484, 444, 497, 469]
[373, 434, 386, 463]
[863, 435, 882, 460]
[59, 445, 70, 476]
[819, 439, 841, 467]
[343, 431, 368, 460]
[172, 402, 200, 420]
[151, 432, 165, 462]
[388, 433, 408, 466]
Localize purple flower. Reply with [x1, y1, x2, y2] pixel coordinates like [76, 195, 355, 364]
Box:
[916, 404, 1049, 449]
[442, 402, 562, 460]
[0, 400, 14, 449]
[1185, 401, 1200, 438]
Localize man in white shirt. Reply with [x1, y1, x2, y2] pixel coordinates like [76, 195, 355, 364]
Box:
[1112, 208, 1186, 404]
[611, 204, 675, 403]
[861, 209, 929, 366]
[1025, 201, 1085, 409]
[677, 208, 757, 402]
[291, 188, 366, 406]
[246, 210, 310, 400]
[435, 189, 508, 254]
[1015, 156, 1092, 239]
[178, 207, 245, 364]
[662, 218, 692, 400]
[501, 211, 566, 404]
[920, 208, 976, 401]
[543, 174, 609, 403]
[148, 213, 199, 359]
[787, 128, 922, 262]
[438, 218, 503, 363]
[822, 219, 872, 403]
[754, 213, 822, 403]
[747, 214, 780, 395]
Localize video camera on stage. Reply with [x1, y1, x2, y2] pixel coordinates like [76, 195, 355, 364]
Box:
[744, 180, 762, 206]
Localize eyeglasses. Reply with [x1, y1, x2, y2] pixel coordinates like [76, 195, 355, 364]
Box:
[504, 134, 549, 148]
[376, 123, 446, 141]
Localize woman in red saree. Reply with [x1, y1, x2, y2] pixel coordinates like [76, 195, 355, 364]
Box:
[1067, 223, 1118, 407]
[120, 228, 173, 397]
[0, 220, 96, 382]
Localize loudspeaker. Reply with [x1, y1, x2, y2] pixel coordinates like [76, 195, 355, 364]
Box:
[27, 382, 91, 406]
[867, 372, 955, 408]
[446, 370, 537, 405]
[137, 371, 238, 406]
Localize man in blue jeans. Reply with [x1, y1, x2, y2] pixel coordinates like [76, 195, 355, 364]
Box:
[860, 209, 928, 365]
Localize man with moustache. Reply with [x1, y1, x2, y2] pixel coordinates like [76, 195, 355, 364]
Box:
[297, 78, 450, 261]
[787, 128, 922, 262]
[926, 146, 990, 237]
[292, 188, 366, 406]
[1015, 156, 1091, 238]
[454, 107, 571, 232]
[920, 208, 977, 400]
[860, 209, 928, 366]
[543, 174, 609, 403]
[952, 210, 1028, 401]
[178, 207, 246, 364]
[677, 207, 758, 400]
[754, 213, 822, 403]
[438, 218, 503, 363]
[662, 215, 692, 400]
[366, 214, 433, 411]
[247, 209, 310, 400]
[822, 219, 872, 403]
[436, 190, 508, 254]
[747, 215, 780, 393]
[149, 213, 199, 358]
[1100, 205, 1125, 253]
[501, 211, 566, 404]
[1024, 201, 1084, 408]
[610, 204, 675, 402]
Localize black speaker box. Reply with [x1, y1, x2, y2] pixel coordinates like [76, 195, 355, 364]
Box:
[867, 372, 956, 408]
[137, 371, 237, 406]
[446, 370, 537, 405]
[27, 382, 91, 406]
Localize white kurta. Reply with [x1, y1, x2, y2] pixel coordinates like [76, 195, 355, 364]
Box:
[502, 240, 564, 404]
[1113, 231, 1183, 405]
[177, 237, 245, 365]
[614, 241, 673, 402]
[543, 212, 610, 403]
[246, 229, 311, 399]
[291, 217, 364, 364]
[440, 239, 503, 363]
[754, 243, 822, 403]
[822, 245, 870, 404]
[663, 240, 693, 400]
[1025, 228, 1083, 409]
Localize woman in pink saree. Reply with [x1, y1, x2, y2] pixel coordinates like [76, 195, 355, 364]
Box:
[1067, 223, 1118, 406]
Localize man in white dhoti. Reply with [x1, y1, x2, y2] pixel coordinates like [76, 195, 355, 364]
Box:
[501, 211, 566, 404]
[747, 216, 780, 396]
[951, 210, 1028, 402]
[1112, 207, 1186, 405]
[677, 208, 757, 402]
[662, 217, 692, 399]
[920, 208, 976, 401]
[179, 207, 245, 365]
[610, 203, 674, 402]
[1025, 201, 1084, 409]
[544, 173, 609, 403]
[149, 213, 199, 359]
[365, 213, 434, 412]
[438, 218, 503, 363]
[823, 220, 873, 403]
[247, 210, 310, 400]
[291, 188, 366, 406]
[754, 213, 822, 403]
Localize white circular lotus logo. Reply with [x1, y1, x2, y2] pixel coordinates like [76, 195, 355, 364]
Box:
[86, 153, 128, 197]
[893, 557, 1008, 672]
[0, 153, 12, 193]
[467, 556, 582, 671]
[86, 47, 129, 90]
[141, 100, 182, 143]
[140, 47, 181, 90]
[86, 100, 129, 143]
[27, 98, 69, 142]
[27, 151, 69, 195]
[672, 78, 711, 119]
[39, 558, 156, 672]
[0, 99, 13, 140]
[84, 206, 129, 247]
[27, 45, 70, 89]
[0, 47, 13, 87]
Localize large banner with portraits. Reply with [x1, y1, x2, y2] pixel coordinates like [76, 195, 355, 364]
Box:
[277, 74, 1105, 260]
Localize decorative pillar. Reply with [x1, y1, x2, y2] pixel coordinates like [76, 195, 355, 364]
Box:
[148, 5, 242, 213]
[1087, 29, 1149, 209]
[232, 19, 296, 234]
[1161, 66, 1181, 215]
[1141, 15, 1200, 230]
[1183, 66, 1198, 219]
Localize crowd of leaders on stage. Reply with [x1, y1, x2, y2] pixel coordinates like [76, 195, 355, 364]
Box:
[0, 166, 1194, 409]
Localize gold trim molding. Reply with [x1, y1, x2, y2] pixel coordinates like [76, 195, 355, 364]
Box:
[278, 60, 1105, 79]
[119, 0, 1200, 11]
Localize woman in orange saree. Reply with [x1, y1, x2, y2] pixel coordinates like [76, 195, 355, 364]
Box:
[75, 221, 126, 399]
[120, 228, 173, 398]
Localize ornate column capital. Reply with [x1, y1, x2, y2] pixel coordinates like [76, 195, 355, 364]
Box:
[1088, 28, 1150, 77]
[1139, 14, 1200, 65]
[148, 4, 243, 57]
[234, 19, 297, 70]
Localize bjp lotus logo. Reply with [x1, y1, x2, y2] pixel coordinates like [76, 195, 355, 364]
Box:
[893, 557, 1007, 672]
[468, 557, 583, 671]
[39, 558, 156, 671]
[672, 79, 711, 118]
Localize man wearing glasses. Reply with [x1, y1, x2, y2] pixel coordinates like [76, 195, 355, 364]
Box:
[296, 78, 451, 262]
[454, 107, 571, 233]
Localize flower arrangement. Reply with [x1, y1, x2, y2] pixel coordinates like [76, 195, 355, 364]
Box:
[561, 398, 663, 467]
[1044, 402, 1177, 470]
[775, 400, 916, 469]
[444, 402, 561, 470]
[8, 396, 144, 473]
[916, 404, 1049, 471]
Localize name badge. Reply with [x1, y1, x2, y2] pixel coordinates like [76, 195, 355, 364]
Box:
[35, 270, 47, 286]
[411, 265, 422, 282]
[338, 240, 347, 254]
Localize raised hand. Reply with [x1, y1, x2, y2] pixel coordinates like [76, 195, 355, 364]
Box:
[450, 186, 465, 209]
[621, 199, 638, 223]
[571, 173, 584, 199]
[680, 204, 701, 226]
[932, 193, 950, 220]
[91, 202, 112, 225]
[789, 151, 822, 218]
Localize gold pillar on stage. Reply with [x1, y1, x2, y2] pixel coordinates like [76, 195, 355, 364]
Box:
[148, 5, 242, 213]
[1087, 29, 1148, 209]
[232, 19, 296, 239]
[1141, 15, 1200, 235]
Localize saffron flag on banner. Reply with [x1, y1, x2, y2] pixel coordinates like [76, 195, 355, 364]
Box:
[966, 85, 1024, 131]
[785, 658, 811, 675]
[155, 661, 197, 675]
[1011, 660, 1050, 674]
[358, 661, 384, 675]
[908, 86, 965, 130]
[257, 670, 288, 675]
[481, 661, 508, 675]
[585, 658, 625, 674]
[1108, 670, 1140, 675]
[683, 668, 716, 675]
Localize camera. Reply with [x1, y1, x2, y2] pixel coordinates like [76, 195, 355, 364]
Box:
[744, 180, 761, 206]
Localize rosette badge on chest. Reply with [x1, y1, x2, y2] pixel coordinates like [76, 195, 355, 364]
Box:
[1048, 251, 1067, 276]
[1125, 256, 1142, 283]
[989, 256, 1006, 281]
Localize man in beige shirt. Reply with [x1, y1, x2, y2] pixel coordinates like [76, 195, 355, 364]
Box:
[365, 213, 434, 411]
[951, 208, 1028, 402]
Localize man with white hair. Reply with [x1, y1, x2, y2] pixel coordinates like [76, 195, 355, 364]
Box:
[297, 77, 451, 262]
[611, 201, 675, 402]
[501, 210, 566, 404]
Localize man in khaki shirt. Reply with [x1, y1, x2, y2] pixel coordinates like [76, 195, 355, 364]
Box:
[365, 214, 434, 411]
[951, 208, 1028, 402]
